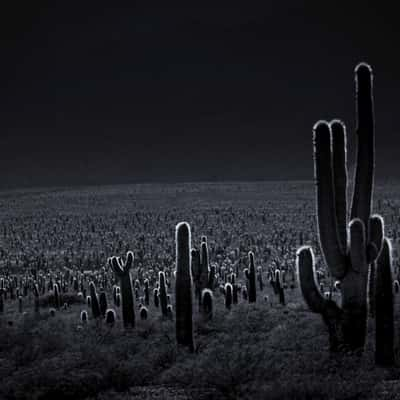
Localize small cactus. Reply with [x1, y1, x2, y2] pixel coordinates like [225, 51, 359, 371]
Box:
[140, 306, 148, 320]
[80, 310, 88, 323]
[105, 308, 116, 326]
[225, 283, 233, 309]
[201, 288, 213, 320]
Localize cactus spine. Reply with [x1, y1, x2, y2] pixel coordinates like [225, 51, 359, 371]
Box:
[297, 63, 385, 352]
[109, 252, 135, 328]
[175, 222, 195, 352]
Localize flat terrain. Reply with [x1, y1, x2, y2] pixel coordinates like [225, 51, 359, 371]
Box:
[1, 181, 400, 400]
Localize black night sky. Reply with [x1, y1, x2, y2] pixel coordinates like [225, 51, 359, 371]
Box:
[0, 2, 399, 188]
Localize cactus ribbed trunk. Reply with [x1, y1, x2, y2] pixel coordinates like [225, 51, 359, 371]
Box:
[175, 222, 195, 352]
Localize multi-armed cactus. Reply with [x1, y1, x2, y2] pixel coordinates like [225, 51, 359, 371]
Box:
[191, 236, 210, 309]
[244, 252, 256, 303]
[175, 222, 195, 352]
[375, 239, 395, 366]
[297, 63, 385, 352]
[109, 251, 135, 328]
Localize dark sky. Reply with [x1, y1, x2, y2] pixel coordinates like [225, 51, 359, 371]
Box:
[0, 2, 399, 188]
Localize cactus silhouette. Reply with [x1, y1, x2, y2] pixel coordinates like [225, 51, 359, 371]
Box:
[297, 63, 385, 352]
[53, 283, 60, 310]
[225, 282, 233, 309]
[159, 271, 168, 317]
[375, 239, 395, 366]
[89, 281, 101, 319]
[109, 251, 135, 328]
[175, 222, 195, 352]
[201, 288, 213, 320]
[244, 252, 256, 303]
[191, 237, 210, 310]
[80, 310, 88, 323]
[105, 308, 116, 326]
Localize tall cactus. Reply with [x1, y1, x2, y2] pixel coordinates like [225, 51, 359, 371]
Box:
[244, 252, 256, 303]
[109, 251, 135, 328]
[175, 222, 195, 352]
[375, 238, 395, 366]
[297, 63, 385, 352]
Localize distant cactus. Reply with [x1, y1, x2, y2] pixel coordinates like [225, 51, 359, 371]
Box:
[201, 288, 213, 320]
[153, 288, 159, 308]
[80, 310, 88, 323]
[140, 306, 148, 320]
[89, 281, 101, 319]
[144, 279, 150, 306]
[53, 283, 60, 309]
[105, 308, 116, 326]
[275, 270, 285, 305]
[159, 271, 168, 317]
[192, 237, 210, 310]
[375, 239, 395, 366]
[225, 283, 233, 309]
[99, 291, 108, 317]
[175, 222, 195, 352]
[33, 284, 40, 313]
[109, 251, 135, 328]
[297, 64, 386, 352]
[257, 267, 264, 291]
[244, 252, 256, 303]
[167, 304, 173, 320]
[18, 296, 23, 313]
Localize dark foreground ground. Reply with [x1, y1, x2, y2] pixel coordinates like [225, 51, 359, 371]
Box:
[1, 181, 400, 400]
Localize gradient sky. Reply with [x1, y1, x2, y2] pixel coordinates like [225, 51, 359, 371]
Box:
[0, 2, 399, 188]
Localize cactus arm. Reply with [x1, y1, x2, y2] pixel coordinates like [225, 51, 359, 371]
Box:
[368, 214, 384, 262]
[297, 246, 326, 313]
[109, 257, 123, 277]
[124, 251, 134, 271]
[314, 121, 346, 278]
[330, 119, 348, 250]
[349, 219, 367, 274]
[350, 63, 374, 228]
